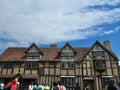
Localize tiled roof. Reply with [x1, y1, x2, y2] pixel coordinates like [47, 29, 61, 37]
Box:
[0, 47, 90, 61]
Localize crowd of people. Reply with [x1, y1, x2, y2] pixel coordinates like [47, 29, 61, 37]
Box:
[28, 80, 82, 90]
[28, 81, 67, 90]
[28, 81, 50, 90]
[0, 76, 120, 90]
[0, 77, 81, 90]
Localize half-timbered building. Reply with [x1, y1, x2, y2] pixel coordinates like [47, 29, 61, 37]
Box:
[0, 40, 119, 90]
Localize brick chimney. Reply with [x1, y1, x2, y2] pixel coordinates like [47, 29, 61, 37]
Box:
[103, 40, 111, 50]
[50, 44, 57, 48]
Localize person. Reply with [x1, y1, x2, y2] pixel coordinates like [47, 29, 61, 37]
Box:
[107, 79, 117, 90]
[29, 82, 34, 90]
[6, 77, 20, 90]
[33, 82, 42, 90]
[75, 83, 81, 90]
[44, 83, 50, 90]
[51, 82, 59, 90]
[0, 82, 4, 90]
[58, 82, 66, 90]
[39, 83, 44, 90]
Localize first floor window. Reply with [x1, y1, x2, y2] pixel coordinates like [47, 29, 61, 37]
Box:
[61, 76, 75, 87]
[61, 61, 74, 69]
[3, 62, 13, 68]
[25, 61, 39, 69]
[95, 60, 106, 70]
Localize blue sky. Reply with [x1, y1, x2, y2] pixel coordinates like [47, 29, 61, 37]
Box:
[0, 0, 120, 59]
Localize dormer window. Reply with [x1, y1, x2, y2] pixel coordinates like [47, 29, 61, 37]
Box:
[27, 52, 40, 57]
[94, 60, 106, 70]
[92, 50, 104, 57]
[60, 51, 75, 57]
[25, 43, 43, 58]
[59, 43, 76, 57]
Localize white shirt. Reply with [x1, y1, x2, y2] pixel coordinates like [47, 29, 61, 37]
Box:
[29, 85, 34, 90]
[0, 83, 4, 89]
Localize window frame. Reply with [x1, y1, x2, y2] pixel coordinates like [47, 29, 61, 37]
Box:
[3, 62, 13, 68]
[25, 61, 39, 69]
[60, 51, 75, 57]
[92, 50, 105, 58]
[61, 60, 75, 69]
[60, 76, 75, 87]
[94, 60, 106, 70]
[27, 51, 40, 57]
[101, 76, 114, 88]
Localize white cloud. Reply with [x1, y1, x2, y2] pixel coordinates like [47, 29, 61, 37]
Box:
[0, 0, 120, 53]
[100, 26, 120, 35]
[104, 30, 116, 35]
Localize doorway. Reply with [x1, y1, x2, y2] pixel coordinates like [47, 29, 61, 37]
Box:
[83, 79, 95, 90]
[20, 79, 37, 90]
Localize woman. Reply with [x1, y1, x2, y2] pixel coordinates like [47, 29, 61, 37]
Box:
[6, 77, 20, 90]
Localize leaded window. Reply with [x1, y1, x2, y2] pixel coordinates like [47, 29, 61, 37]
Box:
[60, 52, 75, 57]
[95, 60, 106, 70]
[61, 77, 75, 87]
[27, 52, 40, 57]
[92, 51, 104, 57]
[25, 61, 39, 69]
[61, 61, 74, 69]
[3, 62, 13, 68]
[102, 77, 113, 88]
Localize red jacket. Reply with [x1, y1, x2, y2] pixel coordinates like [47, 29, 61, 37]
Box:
[6, 80, 18, 90]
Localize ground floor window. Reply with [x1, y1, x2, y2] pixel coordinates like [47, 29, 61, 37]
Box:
[102, 76, 113, 88]
[60, 76, 75, 87]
